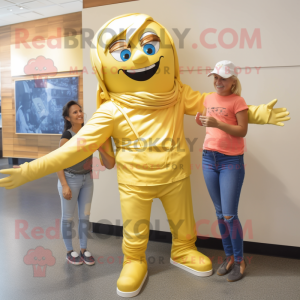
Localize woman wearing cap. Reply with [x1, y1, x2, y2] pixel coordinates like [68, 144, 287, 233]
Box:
[197, 60, 248, 281]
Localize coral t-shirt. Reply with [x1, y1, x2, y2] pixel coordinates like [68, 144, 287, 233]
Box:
[203, 93, 248, 155]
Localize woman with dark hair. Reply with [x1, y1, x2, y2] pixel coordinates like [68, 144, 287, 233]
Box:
[57, 100, 115, 265]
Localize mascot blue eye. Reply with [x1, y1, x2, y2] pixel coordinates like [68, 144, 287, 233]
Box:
[143, 44, 156, 56]
[121, 49, 131, 61]
[111, 46, 132, 62]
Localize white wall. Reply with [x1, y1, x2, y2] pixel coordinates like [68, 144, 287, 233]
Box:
[83, 0, 300, 247]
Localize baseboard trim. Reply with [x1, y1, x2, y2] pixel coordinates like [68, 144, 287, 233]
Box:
[92, 223, 300, 260]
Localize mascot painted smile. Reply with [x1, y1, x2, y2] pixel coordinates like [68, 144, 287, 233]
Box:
[0, 14, 290, 297]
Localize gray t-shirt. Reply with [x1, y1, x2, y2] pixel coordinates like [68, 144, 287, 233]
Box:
[61, 129, 93, 174]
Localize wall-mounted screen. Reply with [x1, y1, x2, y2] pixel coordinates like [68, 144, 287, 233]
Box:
[15, 76, 79, 134]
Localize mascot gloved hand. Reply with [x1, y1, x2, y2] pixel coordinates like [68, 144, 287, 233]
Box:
[0, 168, 24, 189]
[266, 99, 290, 126]
[0, 13, 290, 298]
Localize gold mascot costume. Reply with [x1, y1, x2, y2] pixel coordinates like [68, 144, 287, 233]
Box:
[0, 14, 290, 297]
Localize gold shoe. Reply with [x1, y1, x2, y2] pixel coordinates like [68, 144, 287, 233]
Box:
[117, 257, 148, 298]
[171, 250, 213, 277]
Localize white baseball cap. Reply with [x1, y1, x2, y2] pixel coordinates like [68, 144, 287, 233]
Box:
[207, 60, 238, 78]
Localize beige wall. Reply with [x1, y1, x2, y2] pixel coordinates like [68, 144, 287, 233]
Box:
[83, 0, 300, 247]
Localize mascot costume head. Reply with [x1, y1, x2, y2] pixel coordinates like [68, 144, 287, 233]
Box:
[91, 13, 180, 105]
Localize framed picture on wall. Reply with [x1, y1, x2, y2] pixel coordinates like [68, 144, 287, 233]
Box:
[15, 76, 79, 134]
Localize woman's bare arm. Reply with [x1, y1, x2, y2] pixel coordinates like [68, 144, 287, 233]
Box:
[98, 137, 115, 169]
[56, 138, 72, 200]
[56, 138, 69, 186]
[200, 109, 248, 137]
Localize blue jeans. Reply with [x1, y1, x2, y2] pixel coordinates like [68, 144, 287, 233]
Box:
[57, 171, 94, 251]
[202, 150, 245, 262]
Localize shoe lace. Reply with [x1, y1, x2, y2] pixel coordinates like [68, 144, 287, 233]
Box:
[233, 261, 240, 267]
[221, 257, 231, 267]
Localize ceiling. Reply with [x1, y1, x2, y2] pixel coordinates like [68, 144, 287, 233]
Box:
[0, 0, 82, 26]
